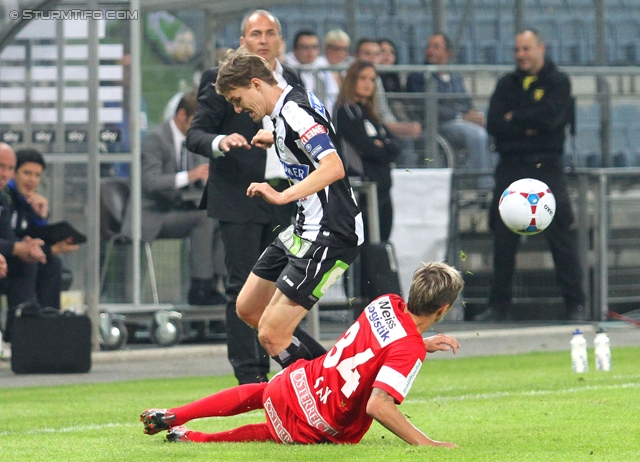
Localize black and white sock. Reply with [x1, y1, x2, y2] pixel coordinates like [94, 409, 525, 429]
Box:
[272, 336, 312, 368]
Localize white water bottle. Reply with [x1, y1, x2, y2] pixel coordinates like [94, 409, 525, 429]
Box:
[594, 328, 611, 371]
[570, 329, 588, 373]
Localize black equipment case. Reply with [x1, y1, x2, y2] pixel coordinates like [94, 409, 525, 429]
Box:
[11, 310, 92, 374]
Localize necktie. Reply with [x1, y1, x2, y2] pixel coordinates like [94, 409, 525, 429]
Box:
[179, 140, 188, 172]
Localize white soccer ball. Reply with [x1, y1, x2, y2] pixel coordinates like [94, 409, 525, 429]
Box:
[498, 178, 556, 235]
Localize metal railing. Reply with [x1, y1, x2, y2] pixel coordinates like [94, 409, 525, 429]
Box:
[5, 60, 640, 322]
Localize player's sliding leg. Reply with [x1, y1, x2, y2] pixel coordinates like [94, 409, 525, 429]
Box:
[167, 423, 276, 443]
[141, 383, 267, 435]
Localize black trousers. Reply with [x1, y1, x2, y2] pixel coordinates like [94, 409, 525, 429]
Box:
[3, 255, 62, 343]
[488, 156, 586, 314]
[218, 187, 294, 384]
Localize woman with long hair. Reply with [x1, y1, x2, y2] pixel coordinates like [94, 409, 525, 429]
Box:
[335, 60, 402, 242]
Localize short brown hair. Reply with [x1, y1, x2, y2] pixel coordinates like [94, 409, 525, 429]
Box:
[407, 262, 464, 317]
[215, 48, 278, 96]
[175, 91, 198, 118]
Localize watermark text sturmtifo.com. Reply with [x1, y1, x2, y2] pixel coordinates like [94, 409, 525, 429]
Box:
[10, 10, 139, 20]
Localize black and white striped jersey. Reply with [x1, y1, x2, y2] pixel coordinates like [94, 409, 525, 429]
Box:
[271, 85, 364, 247]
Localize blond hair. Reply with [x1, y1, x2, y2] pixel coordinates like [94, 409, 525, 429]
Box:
[324, 29, 351, 47]
[407, 262, 464, 316]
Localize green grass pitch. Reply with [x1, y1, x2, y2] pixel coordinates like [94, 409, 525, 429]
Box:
[1, 347, 639, 461]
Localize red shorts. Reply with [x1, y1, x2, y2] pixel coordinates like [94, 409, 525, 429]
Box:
[263, 370, 327, 444]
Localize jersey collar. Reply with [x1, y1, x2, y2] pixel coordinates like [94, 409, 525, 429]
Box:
[271, 85, 293, 119]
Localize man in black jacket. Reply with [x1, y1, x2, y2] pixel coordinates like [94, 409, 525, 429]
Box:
[186, 10, 324, 384]
[0, 144, 48, 344]
[473, 29, 586, 322]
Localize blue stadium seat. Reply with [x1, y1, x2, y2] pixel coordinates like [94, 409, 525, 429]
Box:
[575, 124, 601, 166]
[558, 18, 591, 64]
[612, 104, 639, 124]
[611, 18, 640, 64]
[213, 0, 640, 68]
[576, 103, 601, 127]
[474, 16, 501, 64]
[611, 125, 630, 160]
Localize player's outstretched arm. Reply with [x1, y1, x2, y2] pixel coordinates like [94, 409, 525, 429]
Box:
[366, 388, 458, 448]
[246, 151, 344, 205]
[423, 334, 460, 354]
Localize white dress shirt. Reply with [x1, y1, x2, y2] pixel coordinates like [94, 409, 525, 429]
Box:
[169, 118, 190, 188]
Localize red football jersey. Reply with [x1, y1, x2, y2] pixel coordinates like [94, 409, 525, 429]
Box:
[265, 294, 427, 444]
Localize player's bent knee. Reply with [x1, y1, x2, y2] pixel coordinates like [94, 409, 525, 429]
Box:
[257, 325, 288, 356]
[257, 329, 278, 355]
[236, 302, 260, 328]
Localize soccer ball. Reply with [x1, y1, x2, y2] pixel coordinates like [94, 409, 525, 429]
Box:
[498, 178, 556, 235]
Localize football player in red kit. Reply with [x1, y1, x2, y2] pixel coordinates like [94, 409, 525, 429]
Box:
[141, 261, 463, 447]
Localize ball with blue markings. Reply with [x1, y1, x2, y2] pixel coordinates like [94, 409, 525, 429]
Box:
[498, 178, 556, 235]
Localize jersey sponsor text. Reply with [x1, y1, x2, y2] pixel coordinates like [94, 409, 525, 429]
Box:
[264, 397, 293, 443]
[300, 124, 327, 144]
[280, 160, 309, 182]
[365, 296, 407, 347]
[290, 367, 339, 436]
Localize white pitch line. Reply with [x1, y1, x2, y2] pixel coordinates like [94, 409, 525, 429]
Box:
[406, 382, 640, 404]
[0, 410, 266, 437]
[0, 422, 137, 437]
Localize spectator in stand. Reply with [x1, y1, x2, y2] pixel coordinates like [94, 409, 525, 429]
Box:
[283, 30, 322, 94]
[336, 61, 403, 242]
[377, 37, 414, 125]
[474, 29, 586, 322]
[407, 33, 493, 188]
[377, 38, 402, 92]
[0, 145, 78, 342]
[354, 38, 421, 140]
[315, 29, 352, 117]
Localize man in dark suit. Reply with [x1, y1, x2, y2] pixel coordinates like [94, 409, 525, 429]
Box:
[129, 92, 225, 305]
[187, 10, 324, 384]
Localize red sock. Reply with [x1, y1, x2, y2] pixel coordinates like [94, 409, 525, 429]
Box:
[187, 423, 276, 443]
[170, 383, 267, 426]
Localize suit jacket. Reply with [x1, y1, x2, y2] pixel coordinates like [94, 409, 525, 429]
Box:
[125, 120, 207, 242]
[186, 63, 302, 224]
[0, 188, 17, 257]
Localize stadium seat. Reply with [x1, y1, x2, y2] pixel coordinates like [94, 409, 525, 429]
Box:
[611, 125, 631, 164]
[575, 124, 601, 166]
[611, 18, 640, 64]
[558, 18, 590, 64]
